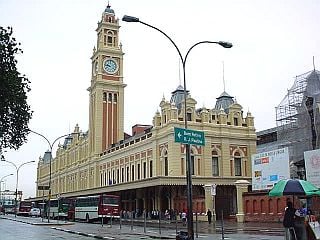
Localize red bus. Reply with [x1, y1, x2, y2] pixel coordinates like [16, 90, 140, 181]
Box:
[74, 194, 120, 222]
[18, 201, 33, 216]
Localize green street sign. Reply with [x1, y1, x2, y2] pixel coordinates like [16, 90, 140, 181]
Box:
[174, 127, 205, 146]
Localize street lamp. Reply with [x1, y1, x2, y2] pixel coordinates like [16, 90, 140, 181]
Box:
[29, 130, 71, 222]
[1, 159, 35, 217]
[0, 173, 14, 206]
[122, 15, 232, 240]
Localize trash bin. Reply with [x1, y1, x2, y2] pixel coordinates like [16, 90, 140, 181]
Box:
[176, 231, 188, 240]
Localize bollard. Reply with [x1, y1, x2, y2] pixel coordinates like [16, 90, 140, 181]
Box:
[195, 212, 198, 238]
[221, 210, 225, 240]
[144, 211, 146, 233]
[175, 212, 178, 234]
[101, 214, 104, 227]
[158, 211, 161, 235]
[131, 211, 133, 231]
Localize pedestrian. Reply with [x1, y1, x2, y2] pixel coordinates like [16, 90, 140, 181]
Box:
[181, 209, 187, 226]
[283, 201, 296, 240]
[207, 209, 212, 224]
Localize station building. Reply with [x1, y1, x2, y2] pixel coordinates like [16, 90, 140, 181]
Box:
[35, 5, 257, 222]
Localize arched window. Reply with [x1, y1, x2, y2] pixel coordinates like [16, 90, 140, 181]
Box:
[106, 30, 114, 46]
[161, 149, 168, 176]
[245, 200, 250, 214]
[114, 93, 117, 102]
[212, 150, 219, 176]
[108, 93, 112, 102]
[268, 199, 273, 213]
[103, 92, 107, 102]
[260, 199, 265, 214]
[253, 199, 258, 213]
[191, 149, 195, 175]
[234, 152, 242, 176]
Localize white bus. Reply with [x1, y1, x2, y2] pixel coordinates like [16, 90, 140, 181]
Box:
[75, 194, 120, 222]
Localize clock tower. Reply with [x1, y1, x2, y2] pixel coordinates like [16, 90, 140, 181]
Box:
[88, 4, 126, 154]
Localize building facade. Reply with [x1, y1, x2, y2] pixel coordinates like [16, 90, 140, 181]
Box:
[36, 5, 257, 222]
[244, 69, 320, 222]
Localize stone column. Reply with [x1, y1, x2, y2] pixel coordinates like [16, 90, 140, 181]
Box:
[235, 179, 250, 222]
[204, 184, 216, 222]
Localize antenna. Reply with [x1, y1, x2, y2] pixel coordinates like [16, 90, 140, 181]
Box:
[222, 61, 226, 92]
[179, 58, 182, 86]
[313, 56, 316, 71]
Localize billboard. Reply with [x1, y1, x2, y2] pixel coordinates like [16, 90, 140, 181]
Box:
[252, 147, 290, 190]
[304, 149, 320, 187]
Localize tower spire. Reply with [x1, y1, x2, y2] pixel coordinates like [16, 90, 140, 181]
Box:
[222, 61, 225, 92]
[313, 56, 316, 71]
[179, 58, 182, 86]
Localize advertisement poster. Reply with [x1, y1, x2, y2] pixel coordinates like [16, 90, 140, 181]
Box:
[252, 147, 290, 190]
[304, 149, 320, 187]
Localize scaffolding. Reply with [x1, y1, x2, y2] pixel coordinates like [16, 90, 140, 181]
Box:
[276, 70, 320, 170]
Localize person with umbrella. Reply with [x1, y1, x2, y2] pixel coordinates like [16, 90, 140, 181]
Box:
[269, 179, 319, 240]
[283, 201, 297, 240]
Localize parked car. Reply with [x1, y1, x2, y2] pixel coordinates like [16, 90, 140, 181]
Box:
[29, 208, 41, 217]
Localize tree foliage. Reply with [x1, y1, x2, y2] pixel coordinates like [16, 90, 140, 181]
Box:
[0, 26, 32, 152]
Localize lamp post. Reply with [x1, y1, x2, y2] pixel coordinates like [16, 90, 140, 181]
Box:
[29, 130, 70, 222]
[122, 15, 232, 240]
[1, 159, 35, 217]
[0, 173, 14, 206]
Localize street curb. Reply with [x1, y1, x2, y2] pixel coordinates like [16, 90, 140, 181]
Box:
[0, 216, 74, 226]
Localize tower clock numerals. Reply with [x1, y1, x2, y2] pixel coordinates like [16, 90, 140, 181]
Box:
[103, 58, 118, 74]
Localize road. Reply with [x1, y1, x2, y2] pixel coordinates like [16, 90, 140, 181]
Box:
[0, 215, 285, 240]
[0, 219, 89, 240]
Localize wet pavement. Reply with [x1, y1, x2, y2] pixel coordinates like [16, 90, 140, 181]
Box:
[0, 214, 285, 239]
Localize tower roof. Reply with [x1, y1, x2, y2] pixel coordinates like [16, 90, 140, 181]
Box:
[170, 85, 189, 110]
[104, 4, 115, 14]
[215, 91, 234, 113]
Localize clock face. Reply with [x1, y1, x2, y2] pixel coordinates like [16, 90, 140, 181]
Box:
[103, 58, 118, 74]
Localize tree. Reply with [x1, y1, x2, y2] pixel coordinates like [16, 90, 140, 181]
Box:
[0, 26, 32, 152]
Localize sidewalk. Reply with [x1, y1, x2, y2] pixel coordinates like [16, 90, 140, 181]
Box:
[1, 214, 284, 240]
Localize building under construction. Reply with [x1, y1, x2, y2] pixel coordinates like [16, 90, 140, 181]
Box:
[257, 69, 320, 179]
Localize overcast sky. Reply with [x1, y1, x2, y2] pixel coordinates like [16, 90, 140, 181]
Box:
[0, 0, 319, 199]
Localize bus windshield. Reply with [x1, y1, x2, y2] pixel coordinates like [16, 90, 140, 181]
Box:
[102, 196, 119, 205]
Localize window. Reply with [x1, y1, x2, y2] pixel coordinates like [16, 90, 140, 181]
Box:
[137, 164, 140, 180]
[126, 166, 129, 182]
[108, 36, 113, 44]
[235, 157, 242, 176]
[114, 93, 117, 102]
[108, 93, 112, 102]
[191, 155, 195, 175]
[187, 112, 192, 121]
[143, 162, 146, 178]
[149, 161, 153, 177]
[212, 156, 219, 176]
[164, 157, 168, 176]
[131, 165, 134, 181]
[121, 168, 124, 183]
[117, 169, 119, 183]
[234, 117, 238, 126]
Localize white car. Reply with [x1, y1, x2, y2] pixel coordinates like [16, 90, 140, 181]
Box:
[29, 208, 41, 217]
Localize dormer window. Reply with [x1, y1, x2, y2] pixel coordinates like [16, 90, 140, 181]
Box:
[234, 117, 238, 126]
[187, 112, 192, 121]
